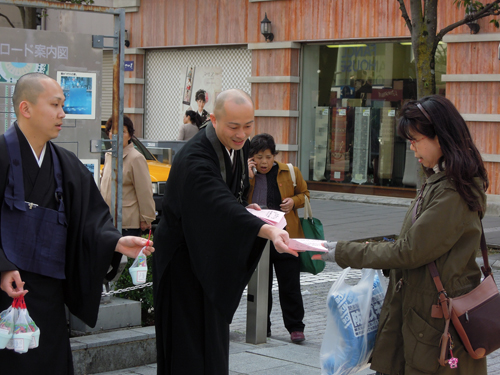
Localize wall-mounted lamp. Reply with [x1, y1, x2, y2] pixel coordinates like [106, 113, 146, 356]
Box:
[124, 29, 130, 48]
[260, 13, 274, 42]
[465, 5, 480, 34]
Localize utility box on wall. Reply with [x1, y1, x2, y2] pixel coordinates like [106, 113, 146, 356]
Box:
[0, 27, 103, 179]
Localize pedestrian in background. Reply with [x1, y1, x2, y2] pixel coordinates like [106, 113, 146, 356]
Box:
[247, 133, 309, 343]
[177, 109, 200, 141]
[101, 115, 156, 237]
[315, 95, 488, 375]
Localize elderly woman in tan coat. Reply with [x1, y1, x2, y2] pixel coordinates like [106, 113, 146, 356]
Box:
[101, 116, 156, 237]
[248, 133, 309, 344]
[315, 95, 488, 375]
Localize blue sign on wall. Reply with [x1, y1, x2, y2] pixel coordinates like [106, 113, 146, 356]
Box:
[124, 61, 134, 71]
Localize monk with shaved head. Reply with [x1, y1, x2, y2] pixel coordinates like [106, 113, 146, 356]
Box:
[0, 72, 154, 374]
[153, 89, 297, 374]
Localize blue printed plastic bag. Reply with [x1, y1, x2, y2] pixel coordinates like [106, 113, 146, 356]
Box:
[320, 268, 387, 375]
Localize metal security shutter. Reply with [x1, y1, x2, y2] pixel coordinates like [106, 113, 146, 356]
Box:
[101, 50, 113, 123]
[145, 47, 251, 140]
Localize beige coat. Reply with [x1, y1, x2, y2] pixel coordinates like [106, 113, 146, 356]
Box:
[335, 171, 487, 375]
[101, 142, 156, 229]
[248, 162, 309, 238]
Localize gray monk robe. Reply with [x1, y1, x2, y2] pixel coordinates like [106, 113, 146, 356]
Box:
[0, 124, 122, 374]
[153, 124, 268, 374]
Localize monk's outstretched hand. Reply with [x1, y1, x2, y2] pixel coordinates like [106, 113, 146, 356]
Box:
[0, 270, 28, 298]
[258, 224, 298, 257]
[115, 236, 155, 258]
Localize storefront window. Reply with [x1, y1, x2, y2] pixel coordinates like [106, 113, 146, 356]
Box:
[300, 42, 446, 190]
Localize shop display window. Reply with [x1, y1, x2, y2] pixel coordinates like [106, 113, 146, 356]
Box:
[300, 42, 446, 190]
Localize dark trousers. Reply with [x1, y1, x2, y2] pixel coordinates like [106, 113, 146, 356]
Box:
[268, 243, 305, 333]
[156, 248, 230, 374]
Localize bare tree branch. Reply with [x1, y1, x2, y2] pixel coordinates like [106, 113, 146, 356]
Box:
[0, 12, 15, 28]
[468, 0, 500, 20]
[398, 0, 413, 33]
[436, 0, 500, 41]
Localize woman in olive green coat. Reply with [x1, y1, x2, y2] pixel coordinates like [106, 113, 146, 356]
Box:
[316, 95, 489, 375]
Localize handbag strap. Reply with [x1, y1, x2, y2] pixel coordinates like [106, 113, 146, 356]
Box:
[303, 195, 313, 220]
[412, 187, 491, 279]
[287, 163, 296, 187]
[438, 299, 453, 367]
[287, 162, 313, 220]
[428, 223, 490, 283]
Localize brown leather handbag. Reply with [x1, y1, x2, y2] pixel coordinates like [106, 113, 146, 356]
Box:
[428, 228, 500, 365]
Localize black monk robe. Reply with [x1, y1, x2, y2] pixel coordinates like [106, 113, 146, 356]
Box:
[153, 126, 268, 374]
[0, 125, 121, 374]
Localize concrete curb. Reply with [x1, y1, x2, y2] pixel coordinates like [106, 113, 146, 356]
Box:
[71, 327, 156, 374]
[310, 190, 413, 207]
[310, 190, 500, 216]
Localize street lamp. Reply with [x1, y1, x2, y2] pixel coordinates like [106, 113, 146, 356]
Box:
[260, 13, 274, 42]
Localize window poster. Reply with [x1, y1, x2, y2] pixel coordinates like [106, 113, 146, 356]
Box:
[180, 66, 222, 118]
[0, 62, 49, 133]
[79, 158, 99, 186]
[57, 71, 96, 120]
[182, 66, 195, 105]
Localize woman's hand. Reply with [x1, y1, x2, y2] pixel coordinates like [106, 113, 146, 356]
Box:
[248, 158, 257, 179]
[0, 270, 28, 298]
[312, 241, 337, 262]
[280, 198, 295, 214]
[140, 221, 151, 231]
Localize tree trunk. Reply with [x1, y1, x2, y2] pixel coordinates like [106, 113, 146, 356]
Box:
[410, 0, 439, 98]
[19, 6, 37, 29]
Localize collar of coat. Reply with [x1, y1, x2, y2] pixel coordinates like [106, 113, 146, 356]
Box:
[425, 170, 447, 185]
[122, 141, 135, 158]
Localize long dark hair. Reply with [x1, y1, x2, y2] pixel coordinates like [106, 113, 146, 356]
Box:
[397, 95, 488, 212]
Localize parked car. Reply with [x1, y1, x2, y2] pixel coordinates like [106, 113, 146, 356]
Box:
[101, 126, 170, 227]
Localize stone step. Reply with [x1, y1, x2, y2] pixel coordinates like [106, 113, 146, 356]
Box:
[71, 326, 156, 375]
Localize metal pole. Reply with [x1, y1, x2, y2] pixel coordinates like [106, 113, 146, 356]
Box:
[110, 8, 125, 232]
[246, 241, 270, 344]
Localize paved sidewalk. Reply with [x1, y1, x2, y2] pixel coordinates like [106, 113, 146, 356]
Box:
[95, 196, 500, 375]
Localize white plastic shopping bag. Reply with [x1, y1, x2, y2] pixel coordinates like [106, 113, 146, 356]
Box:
[0, 306, 15, 349]
[129, 247, 148, 285]
[1, 296, 39, 353]
[320, 268, 387, 375]
[13, 308, 33, 354]
[128, 229, 151, 285]
[26, 311, 40, 349]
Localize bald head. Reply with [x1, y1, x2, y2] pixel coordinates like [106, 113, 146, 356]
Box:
[213, 89, 253, 119]
[12, 73, 55, 117]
